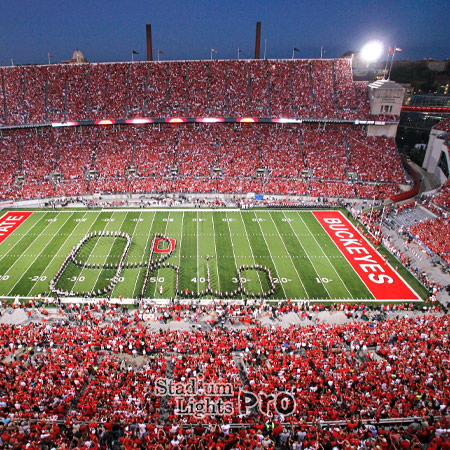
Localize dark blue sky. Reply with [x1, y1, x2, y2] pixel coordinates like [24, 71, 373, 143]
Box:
[0, 0, 448, 66]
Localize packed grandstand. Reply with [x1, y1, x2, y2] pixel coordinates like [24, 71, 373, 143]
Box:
[0, 305, 448, 449]
[0, 59, 409, 202]
[1, 57, 450, 450]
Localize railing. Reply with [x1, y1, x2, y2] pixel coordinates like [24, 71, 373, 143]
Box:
[390, 159, 421, 202]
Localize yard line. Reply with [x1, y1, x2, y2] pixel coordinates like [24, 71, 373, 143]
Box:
[175, 211, 185, 298]
[248, 211, 287, 298]
[25, 211, 91, 296]
[71, 212, 117, 293]
[196, 211, 200, 294]
[2, 212, 63, 280]
[296, 211, 352, 298]
[152, 211, 171, 298]
[0, 213, 49, 263]
[132, 212, 157, 298]
[281, 211, 331, 298]
[89, 212, 129, 294]
[109, 211, 143, 298]
[210, 211, 221, 292]
[237, 211, 263, 293]
[224, 211, 244, 299]
[7, 212, 72, 296]
[267, 211, 309, 299]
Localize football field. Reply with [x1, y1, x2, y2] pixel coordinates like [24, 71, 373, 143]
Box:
[0, 209, 422, 302]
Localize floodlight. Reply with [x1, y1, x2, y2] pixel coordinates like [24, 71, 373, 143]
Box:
[360, 41, 383, 62]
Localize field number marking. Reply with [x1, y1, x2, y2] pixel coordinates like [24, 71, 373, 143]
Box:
[149, 277, 165, 283]
[274, 277, 291, 284]
[29, 275, 47, 282]
[316, 277, 332, 283]
[191, 277, 206, 283]
[68, 276, 85, 282]
[232, 277, 249, 283]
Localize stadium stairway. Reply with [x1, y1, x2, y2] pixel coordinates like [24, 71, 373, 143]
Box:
[388, 206, 436, 229]
[159, 355, 174, 423]
[233, 353, 259, 417]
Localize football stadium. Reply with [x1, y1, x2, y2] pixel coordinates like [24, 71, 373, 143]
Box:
[0, 7, 450, 449]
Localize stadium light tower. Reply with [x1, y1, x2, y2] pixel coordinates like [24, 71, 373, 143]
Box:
[360, 41, 383, 63]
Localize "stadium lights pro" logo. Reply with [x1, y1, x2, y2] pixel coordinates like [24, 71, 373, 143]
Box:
[154, 376, 296, 419]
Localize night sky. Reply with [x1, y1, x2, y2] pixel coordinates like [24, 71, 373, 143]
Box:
[0, 0, 448, 66]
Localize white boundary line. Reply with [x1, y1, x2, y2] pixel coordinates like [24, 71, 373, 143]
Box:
[237, 211, 264, 293]
[266, 210, 309, 299]
[100, 208, 242, 213]
[0, 211, 34, 247]
[25, 211, 90, 296]
[24, 208, 339, 213]
[90, 212, 129, 294]
[105, 212, 142, 295]
[2, 213, 63, 285]
[196, 211, 200, 293]
[250, 210, 287, 298]
[296, 211, 352, 298]
[0, 295, 417, 304]
[211, 212, 221, 292]
[312, 212, 377, 302]
[132, 211, 157, 298]
[176, 211, 185, 297]
[70, 212, 116, 293]
[25, 208, 356, 214]
[224, 211, 243, 299]
[281, 210, 332, 299]
[153, 211, 171, 297]
[110, 210, 143, 298]
[1, 209, 425, 303]
[50, 211, 102, 294]
[6, 212, 71, 296]
[0, 213, 48, 260]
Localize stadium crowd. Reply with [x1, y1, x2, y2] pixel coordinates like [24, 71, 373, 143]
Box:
[0, 124, 407, 201]
[431, 177, 450, 210]
[0, 57, 414, 204]
[1, 51, 450, 450]
[0, 306, 449, 449]
[0, 58, 392, 125]
[409, 218, 450, 265]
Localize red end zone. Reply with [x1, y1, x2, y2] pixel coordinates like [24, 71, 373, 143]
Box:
[0, 211, 33, 244]
[313, 210, 420, 301]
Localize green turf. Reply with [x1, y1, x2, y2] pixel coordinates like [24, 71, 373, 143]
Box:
[0, 209, 426, 301]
